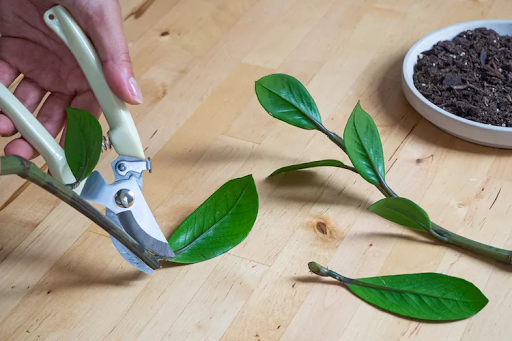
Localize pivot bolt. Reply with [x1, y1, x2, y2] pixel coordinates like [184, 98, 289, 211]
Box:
[117, 162, 127, 172]
[115, 189, 135, 208]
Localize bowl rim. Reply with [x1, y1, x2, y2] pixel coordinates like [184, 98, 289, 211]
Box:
[402, 19, 512, 133]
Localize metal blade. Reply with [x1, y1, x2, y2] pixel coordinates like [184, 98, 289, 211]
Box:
[81, 172, 152, 273]
[118, 211, 175, 258]
[80, 171, 108, 202]
[106, 209, 153, 274]
[111, 156, 175, 258]
[81, 170, 174, 258]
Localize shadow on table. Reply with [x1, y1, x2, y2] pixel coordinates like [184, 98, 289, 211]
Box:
[264, 169, 370, 208]
[166, 141, 297, 165]
[350, 231, 438, 246]
[351, 231, 512, 271]
[0, 256, 149, 296]
[0, 249, 192, 296]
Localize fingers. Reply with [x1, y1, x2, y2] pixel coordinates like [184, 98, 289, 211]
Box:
[13, 79, 46, 112]
[4, 88, 100, 159]
[0, 78, 47, 137]
[69, 1, 143, 105]
[37, 92, 73, 137]
[0, 59, 20, 86]
[0, 59, 21, 137]
[0, 115, 15, 137]
[4, 92, 72, 159]
[69, 90, 101, 119]
[3, 139, 38, 160]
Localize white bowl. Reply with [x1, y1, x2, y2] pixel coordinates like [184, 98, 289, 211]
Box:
[402, 20, 512, 149]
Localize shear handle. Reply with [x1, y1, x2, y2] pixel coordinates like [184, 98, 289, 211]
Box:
[0, 84, 76, 185]
[44, 5, 146, 160]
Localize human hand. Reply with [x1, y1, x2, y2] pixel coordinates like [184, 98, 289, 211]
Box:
[0, 0, 143, 159]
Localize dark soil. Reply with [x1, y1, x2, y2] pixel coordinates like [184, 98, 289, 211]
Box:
[413, 28, 512, 127]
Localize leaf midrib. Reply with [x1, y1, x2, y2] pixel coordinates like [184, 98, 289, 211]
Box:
[174, 181, 251, 255]
[257, 82, 317, 123]
[353, 115, 384, 183]
[378, 206, 429, 231]
[350, 278, 482, 304]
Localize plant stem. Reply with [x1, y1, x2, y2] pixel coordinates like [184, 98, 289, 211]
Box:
[315, 122, 346, 152]
[308, 261, 352, 283]
[431, 223, 512, 263]
[309, 262, 383, 289]
[0, 155, 162, 270]
[343, 165, 359, 174]
[319, 126, 512, 265]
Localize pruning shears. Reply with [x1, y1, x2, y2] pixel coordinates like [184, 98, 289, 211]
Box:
[0, 5, 173, 274]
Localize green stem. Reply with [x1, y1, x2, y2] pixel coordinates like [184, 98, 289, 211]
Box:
[379, 178, 398, 198]
[318, 125, 512, 265]
[315, 122, 346, 152]
[0, 155, 162, 270]
[431, 223, 512, 263]
[309, 262, 383, 289]
[308, 261, 352, 283]
[342, 164, 358, 174]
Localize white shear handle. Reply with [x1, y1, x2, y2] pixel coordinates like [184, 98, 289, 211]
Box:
[0, 84, 76, 185]
[44, 5, 146, 160]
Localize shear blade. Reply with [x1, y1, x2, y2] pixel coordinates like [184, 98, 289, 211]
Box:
[118, 211, 175, 258]
[81, 171, 174, 258]
[106, 209, 153, 274]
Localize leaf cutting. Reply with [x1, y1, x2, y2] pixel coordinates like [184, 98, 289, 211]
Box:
[168, 175, 259, 263]
[308, 262, 488, 321]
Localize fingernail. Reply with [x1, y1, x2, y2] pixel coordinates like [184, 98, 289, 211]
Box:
[129, 77, 144, 104]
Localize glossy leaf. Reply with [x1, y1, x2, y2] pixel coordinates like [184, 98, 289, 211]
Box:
[343, 102, 385, 186]
[255, 74, 321, 130]
[270, 159, 349, 176]
[64, 107, 103, 182]
[368, 197, 431, 232]
[168, 175, 259, 263]
[348, 273, 488, 321]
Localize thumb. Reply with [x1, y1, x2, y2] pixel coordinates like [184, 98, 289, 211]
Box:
[68, 1, 143, 105]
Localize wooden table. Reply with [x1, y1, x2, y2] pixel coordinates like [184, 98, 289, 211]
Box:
[1, 0, 511, 339]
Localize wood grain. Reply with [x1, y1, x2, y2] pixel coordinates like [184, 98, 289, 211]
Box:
[1, 0, 512, 339]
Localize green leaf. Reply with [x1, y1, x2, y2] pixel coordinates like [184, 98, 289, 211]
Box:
[255, 74, 321, 130]
[343, 102, 385, 186]
[64, 108, 103, 182]
[270, 159, 349, 176]
[168, 175, 259, 263]
[368, 197, 431, 232]
[348, 273, 488, 321]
